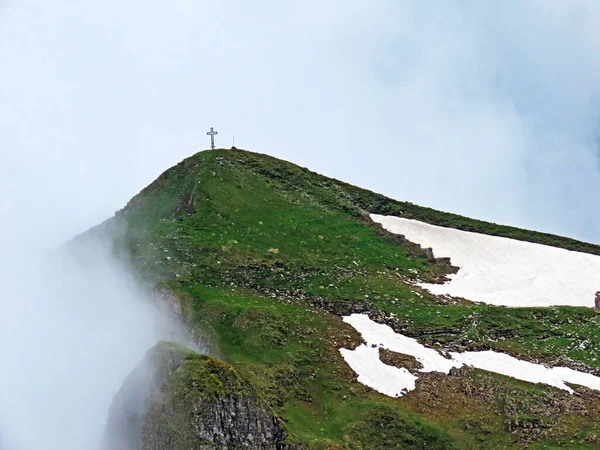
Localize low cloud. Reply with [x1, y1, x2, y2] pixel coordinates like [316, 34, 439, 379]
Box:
[0, 221, 188, 450]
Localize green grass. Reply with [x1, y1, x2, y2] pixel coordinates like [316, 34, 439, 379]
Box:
[167, 283, 458, 448]
[101, 148, 600, 448]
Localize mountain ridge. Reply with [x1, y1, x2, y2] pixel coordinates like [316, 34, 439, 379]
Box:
[120, 148, 600, 255]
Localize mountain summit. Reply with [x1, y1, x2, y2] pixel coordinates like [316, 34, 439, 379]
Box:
[101, 149, 600, 449]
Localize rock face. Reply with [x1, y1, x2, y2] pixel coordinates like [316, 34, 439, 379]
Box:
[102, 342, 290, 450]
[595, 291, 600, 310]
[151, 286, 213, 353]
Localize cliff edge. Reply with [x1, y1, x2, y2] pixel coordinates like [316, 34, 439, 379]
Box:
[102, 341, 293, 449]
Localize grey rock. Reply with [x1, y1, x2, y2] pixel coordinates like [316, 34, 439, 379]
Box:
[102, 342, 294, 450]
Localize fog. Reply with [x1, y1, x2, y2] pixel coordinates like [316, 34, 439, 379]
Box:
[0, 223, 188, 450]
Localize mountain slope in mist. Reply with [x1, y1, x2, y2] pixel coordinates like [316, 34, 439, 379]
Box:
[102, 341, 290, 450]
[98, 149, 600, 449]
[0, 219, 190, 450]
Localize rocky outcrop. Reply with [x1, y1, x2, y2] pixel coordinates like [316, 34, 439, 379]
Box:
[595, 291, 600, 310]
[102, 342, 292, 450]
[379, 348, 424, 373]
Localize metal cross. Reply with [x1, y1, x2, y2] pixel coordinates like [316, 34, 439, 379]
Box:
[206, 127, 218, 149]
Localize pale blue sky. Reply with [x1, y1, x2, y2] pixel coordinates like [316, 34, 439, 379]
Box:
[1, 0, 599, 250]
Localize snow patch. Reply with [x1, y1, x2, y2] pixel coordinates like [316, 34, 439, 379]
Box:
[451, 351, 600, 393]
[371, 214, 600, 308]
[340, 314, 600, 397]
[340, 346, 417, 397]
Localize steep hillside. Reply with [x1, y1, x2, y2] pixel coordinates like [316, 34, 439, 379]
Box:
[102, 149, 600, 449]
[102, 341, 294, 450]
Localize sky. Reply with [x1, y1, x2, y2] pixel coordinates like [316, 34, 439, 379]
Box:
[1, 0, 600, 253]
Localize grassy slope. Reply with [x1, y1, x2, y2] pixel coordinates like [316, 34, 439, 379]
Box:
[113, 149, 600, 449]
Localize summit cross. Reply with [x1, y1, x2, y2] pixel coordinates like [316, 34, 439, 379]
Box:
[206, 127, 218, 149]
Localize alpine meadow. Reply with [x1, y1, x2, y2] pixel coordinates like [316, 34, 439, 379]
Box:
[83, 148, 600, 449]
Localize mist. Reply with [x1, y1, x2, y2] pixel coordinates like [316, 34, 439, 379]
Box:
[0, 220, 188, 450]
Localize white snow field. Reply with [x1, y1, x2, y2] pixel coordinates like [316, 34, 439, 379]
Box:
[340, 314, 600, 397]
[371, 214, 600, 307]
